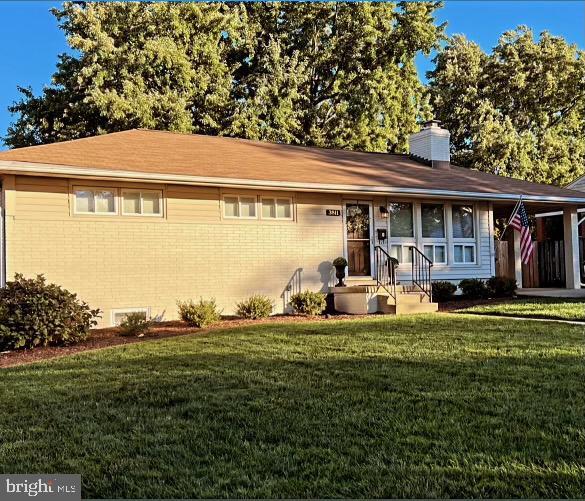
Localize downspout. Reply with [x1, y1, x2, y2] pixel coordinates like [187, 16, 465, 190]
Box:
[0, 175, 15, 288]
[0, 180, 5, 287]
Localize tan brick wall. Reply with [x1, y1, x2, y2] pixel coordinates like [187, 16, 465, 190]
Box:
[6, 176, 345, 326]
[3, 175, 495, 326]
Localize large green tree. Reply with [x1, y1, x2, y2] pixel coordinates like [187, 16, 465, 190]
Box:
[5, 1, 443, 153]
[428, 27, 585, 185]
[6, 2, 241, 147]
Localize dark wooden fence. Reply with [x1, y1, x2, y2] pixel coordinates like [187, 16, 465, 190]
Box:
[537, 240, 565, 287]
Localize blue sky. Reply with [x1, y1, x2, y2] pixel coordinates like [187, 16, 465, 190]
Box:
[0, 1, 583, 149]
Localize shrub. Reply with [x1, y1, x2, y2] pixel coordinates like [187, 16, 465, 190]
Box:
[289, 290, 327, 315]
[459, 278, 489, 299]
[0, 274, 100, 351]
[487, 276, 518, 298]
[119, 311, 152, 337]
[332, 256, 348, 267]
[432, 281, 457, 302]
[236, 294, 274, 319]
[177, 298, 222, 327]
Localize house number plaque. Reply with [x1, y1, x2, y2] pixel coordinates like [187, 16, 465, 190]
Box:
[326, 209, 341, 216]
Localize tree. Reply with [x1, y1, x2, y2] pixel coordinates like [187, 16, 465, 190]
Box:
[428, 27, 585, 186]
[5, 1, 444, 153]
[229, 2, 442, 151]
[6, 2, 242, 147]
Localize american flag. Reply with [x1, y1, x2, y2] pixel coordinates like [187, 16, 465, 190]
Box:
[509, 200, 534, 264]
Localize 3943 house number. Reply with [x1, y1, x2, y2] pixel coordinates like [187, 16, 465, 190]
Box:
[326, 209, 341, 216]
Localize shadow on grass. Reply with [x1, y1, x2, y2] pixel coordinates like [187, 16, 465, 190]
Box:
[1, 322, 584, 500]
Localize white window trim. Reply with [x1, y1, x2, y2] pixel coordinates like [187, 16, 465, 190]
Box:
[388, 201, 415, 240]
[450, 203, 478, 266]
[111, 307, 150, 327]
[222, 195, 258, 220]
[453, 243, 477, 265]
[73, 186, 118, 216]
[121, 189, 163, 217]
[389, 243, 415, 265]
[451, 203, 476, 241]
[388, 201, 415, 268]
[260, 196, 294, 221]
[388, 200, 482, 267]
[422, 243, 447, 264]
[419, 202, 447, 265]
[420, 202, 447, 242]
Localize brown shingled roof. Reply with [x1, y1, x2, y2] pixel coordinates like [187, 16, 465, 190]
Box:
[0, 129, 584, 202]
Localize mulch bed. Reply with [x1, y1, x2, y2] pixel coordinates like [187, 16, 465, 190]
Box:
[0, 301, 526, 369]
[0, 314, 370, 369]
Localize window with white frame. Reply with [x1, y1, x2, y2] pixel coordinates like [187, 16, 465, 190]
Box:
[421, 203, 445, 238]
[454, 244, 475, 264]
[389, 244, 413, 264]
[122, 190, 163, 216]
[389, 202, 414, 238]
[452, 204, 474, 239]
[74, 187, 117, 215]
[261, 197, 293, 220]
[421, 203, 446, 264]
[388, 202, 415, 264]
[452, 204, 476, 264]
[111, 307, 150, 327]
[423, 244, 446, 264]
[223, 195, 257, 219]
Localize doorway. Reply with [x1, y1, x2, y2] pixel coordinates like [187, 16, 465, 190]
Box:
[344, 201, 373, 277]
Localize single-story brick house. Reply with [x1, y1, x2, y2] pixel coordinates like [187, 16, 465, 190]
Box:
[0, 121, 584, 325]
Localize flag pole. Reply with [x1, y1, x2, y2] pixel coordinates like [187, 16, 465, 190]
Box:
[499, 195, 523, 241]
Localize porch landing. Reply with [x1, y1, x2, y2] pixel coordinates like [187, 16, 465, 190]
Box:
[330, 283, 438, 315]
[517, 288, 585, 299]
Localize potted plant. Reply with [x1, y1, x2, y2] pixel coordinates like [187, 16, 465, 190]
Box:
[332, 257, 348, 287]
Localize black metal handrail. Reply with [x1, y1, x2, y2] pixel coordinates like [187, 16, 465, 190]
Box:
[374, 245, 397, 303]
[410, 246, 433, 301]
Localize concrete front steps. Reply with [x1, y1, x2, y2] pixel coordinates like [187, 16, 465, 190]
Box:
[330, 282, 438, 315]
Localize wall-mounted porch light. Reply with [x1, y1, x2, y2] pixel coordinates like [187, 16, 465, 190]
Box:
[379, 206, 389, 218]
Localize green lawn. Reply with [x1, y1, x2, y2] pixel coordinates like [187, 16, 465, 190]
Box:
[1, 315, 584, 498]
[456, 298, 585, 321]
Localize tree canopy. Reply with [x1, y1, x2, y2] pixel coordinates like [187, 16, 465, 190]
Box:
[6, 5, 585, 186]
[428, 27, 585, 186]
[5, 1, 443, 153]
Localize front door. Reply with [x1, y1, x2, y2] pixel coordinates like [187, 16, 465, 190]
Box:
[345, 202, 372, 276]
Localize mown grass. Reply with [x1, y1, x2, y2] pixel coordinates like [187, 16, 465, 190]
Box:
[458, 297, 585, 321]
[0, 314, 584, 498]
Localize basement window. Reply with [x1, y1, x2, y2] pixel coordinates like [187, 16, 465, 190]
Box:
[122, 190, 163, 216]
[111, 308, 150, 327]
[74, 187, 117, 215]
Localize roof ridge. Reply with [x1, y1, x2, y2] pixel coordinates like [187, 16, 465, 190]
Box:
[133, 128, 411, 158]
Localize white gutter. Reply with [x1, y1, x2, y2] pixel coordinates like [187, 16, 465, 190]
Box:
[2, 159, 585, 204]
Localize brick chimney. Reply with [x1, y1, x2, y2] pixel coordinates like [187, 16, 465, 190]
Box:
[408, 120, 450, 169]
